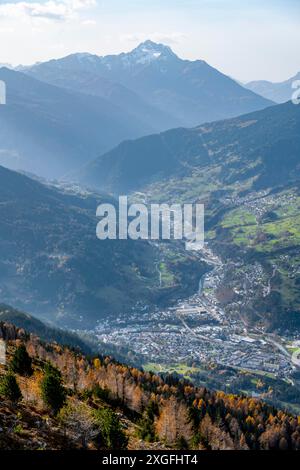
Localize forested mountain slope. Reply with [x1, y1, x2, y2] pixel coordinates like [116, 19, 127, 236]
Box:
[1, 321, 300, 450]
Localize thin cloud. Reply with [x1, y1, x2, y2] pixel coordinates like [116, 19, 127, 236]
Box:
[0, 0, 96, 22]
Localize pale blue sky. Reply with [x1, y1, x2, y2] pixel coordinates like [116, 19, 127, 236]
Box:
[0, 0, 299, 81]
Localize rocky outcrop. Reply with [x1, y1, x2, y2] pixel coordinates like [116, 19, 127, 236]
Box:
[0, 322, 26, 341]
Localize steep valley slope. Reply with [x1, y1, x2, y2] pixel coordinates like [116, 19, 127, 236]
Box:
[0, 165, 205, 328]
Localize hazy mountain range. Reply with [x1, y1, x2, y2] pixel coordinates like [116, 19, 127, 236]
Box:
[24, 40, 273, 127]
[0, 67, 165, 178]
[1, 40, 300, 426]
[0, 42, 273, 180]
[0, 44, 299, 335]
[245, 71, 300, 103]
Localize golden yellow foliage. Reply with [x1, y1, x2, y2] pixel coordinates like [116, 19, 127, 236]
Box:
[93, 358, 101, 369]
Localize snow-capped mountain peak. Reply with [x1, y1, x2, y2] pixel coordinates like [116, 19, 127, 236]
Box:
[121, 40, 177, 67]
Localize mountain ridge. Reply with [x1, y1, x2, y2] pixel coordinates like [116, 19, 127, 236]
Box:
[0, 67, 166, 178]
[23, 41, 273, 129]
[245, 71, 300, 103]
[76, 100, 300, 194]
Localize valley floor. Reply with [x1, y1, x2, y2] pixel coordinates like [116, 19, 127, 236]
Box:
[85, 242, 300, 413]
